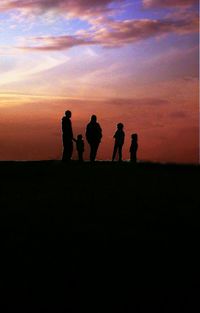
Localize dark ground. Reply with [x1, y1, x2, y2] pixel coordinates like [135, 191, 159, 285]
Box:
[0, 161, 200, 312]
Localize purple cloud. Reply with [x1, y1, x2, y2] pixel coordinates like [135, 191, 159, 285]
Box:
[0, 0, 120, 19]
[93, 17, 198, 47]
[19, 16, 198, 51]
[143, 0, 198, 8]
[21, 35, 96, 51]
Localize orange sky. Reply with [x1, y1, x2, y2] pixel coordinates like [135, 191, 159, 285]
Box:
[0, 0, 199, 163]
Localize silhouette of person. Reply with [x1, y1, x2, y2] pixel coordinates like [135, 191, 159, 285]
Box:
[130, 133, 138, 163]
[73, 134, 84, 162]
[86, 115, 102, 162]
[62, 110, 73, 161]
[112, 123, 125, 162]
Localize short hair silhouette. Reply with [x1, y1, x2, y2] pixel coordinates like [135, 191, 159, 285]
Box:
[65, 110, 72, 118]
[91, 115, 97, 122]
[131, 133, 138, 140]
[117, 123, 124, 130]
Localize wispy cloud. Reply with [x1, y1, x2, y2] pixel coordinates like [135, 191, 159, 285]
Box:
[18, 15, 198, 51]
[0, 0, 121, 20]
[143, 0, 198, 8]
[20, 35, 96, 51]
[108, 98, 169, 107]
[0, 54, 69, 86]
[93, 17, 198, 46]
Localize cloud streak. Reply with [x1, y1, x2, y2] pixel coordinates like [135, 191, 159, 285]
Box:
[143, 0, 198, 8]
[21, 35, 96, 51]
[0, 0, 120, 20]
[19, 16, 198, 51]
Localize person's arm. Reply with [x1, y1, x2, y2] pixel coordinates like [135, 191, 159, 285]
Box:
[122, 132, 125, 144]
[98, 123, 102, 139]
[70, 121, 73, 139]
[86, 125, 89, 141]
[100, 126, 102, 139]
[62, 117, 65, 132]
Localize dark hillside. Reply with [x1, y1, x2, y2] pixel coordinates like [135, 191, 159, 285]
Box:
[0, 161, 199, 312]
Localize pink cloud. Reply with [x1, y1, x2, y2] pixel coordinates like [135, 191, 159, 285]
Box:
[0, 0, 120, 19]
[19, 16, 198, 51]
[143, 0, 198, 8]
[93, 17, 198, 47]
[108, 98, 169, 107]
[21, 35, 96, 51]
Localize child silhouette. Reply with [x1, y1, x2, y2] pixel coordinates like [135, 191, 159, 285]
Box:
[130, 133, 138, 163]
[112, 123, 125, 162]
[73, 134, 84, 162]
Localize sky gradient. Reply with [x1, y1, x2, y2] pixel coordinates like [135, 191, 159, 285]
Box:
[0, 0, 199, 163]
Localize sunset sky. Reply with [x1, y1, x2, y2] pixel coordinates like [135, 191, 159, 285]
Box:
[0, 0, 199, 163]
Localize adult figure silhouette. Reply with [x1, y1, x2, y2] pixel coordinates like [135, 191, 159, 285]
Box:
[86, 115, 102, 162]
[62, 110, 73, 161]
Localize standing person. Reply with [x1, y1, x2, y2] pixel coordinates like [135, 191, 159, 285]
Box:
[130, 133, 138, 163]
[62, 110, 73, 161]
[112, 123, 125, 162]
[73, 134, 84, 162]
[86, 115, 102, 162]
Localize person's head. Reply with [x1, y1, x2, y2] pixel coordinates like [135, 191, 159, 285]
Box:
[77, 134, 83, 140]
[91, 115, 97, 123]
[117, 123, 124, 130]
[131, 133, 138, 141]
[65, 110, 71, 118]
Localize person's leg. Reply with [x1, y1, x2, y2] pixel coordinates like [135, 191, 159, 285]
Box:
[62, 148, 66, 161]
[78, 151, 83, 162]
[65, 141, 73, 161]
[112, 144, 118, 161]
[69, 141, 73, 160]
[131, 152, 136, 163]
[93, 142, 100, 161]
[62, 135, 67, 161]
[118, 145, 122, 162]
[134, 152, 137, 163]
[90, 144, 94, 162]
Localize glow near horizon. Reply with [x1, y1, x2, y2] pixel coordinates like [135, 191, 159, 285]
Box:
[0, 0, 199, 163]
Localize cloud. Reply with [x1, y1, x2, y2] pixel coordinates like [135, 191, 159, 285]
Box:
[0, 0, 120, 20]
[93, 17, 198, 47]
[19, 16, 198, 51]
[143, 0, 199, 8]
[108, 98, 169, 107]
[0, 54, 69, 87]
[20, 35, 96, 51]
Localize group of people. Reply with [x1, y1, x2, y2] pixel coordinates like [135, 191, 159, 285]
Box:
[62, 110, 138, 163]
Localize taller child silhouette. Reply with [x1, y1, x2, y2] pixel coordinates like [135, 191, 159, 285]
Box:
[62, 110, 73, 161]
[86, 115, 102, 162]
[112, 123, 125, 162]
